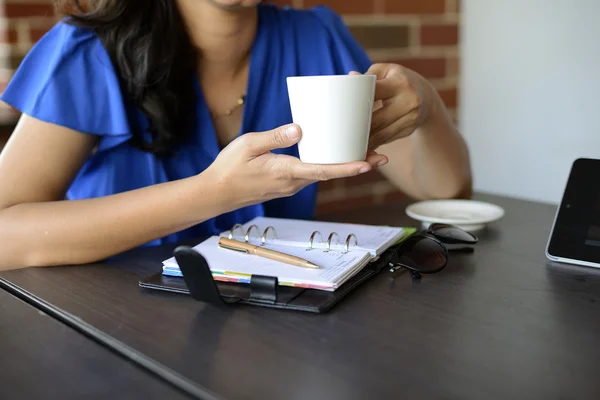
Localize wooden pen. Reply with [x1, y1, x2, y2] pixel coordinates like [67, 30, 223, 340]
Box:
[218, 237, 320, 269]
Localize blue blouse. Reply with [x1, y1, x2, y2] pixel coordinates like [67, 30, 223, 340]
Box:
[0, 4, 372, 247]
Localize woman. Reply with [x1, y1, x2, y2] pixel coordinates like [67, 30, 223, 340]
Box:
[0, 0, 471, 270]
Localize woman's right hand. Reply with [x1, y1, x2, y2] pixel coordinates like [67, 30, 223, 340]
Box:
[205, 124, 388, 210]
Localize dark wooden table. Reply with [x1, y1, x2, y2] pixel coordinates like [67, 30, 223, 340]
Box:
[0, 289, 192, 399]
[1, 193, 600, 400]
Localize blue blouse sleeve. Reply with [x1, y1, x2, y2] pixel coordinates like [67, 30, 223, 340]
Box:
[310, 6, 373, 74]
[0, 21, 132, 152]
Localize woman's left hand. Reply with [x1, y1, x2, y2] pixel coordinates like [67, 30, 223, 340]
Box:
[352, 63, 434, 150]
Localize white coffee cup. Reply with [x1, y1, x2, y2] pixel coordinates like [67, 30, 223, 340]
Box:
[286, 74, 376, 164]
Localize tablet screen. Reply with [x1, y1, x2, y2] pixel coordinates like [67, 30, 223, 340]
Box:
[547, 158, 600, 265]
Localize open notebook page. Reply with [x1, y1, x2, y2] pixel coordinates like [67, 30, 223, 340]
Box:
[162, 236, 372, 291]
[219, 217, 407, 256]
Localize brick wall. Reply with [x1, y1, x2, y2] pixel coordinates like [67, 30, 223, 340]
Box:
[0, 0, 460, 214]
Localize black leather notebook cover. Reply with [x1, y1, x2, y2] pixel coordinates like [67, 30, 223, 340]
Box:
[139, 245, 398, 313]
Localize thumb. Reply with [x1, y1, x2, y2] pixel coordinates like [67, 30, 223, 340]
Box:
[244, 124, 301, 155]
[365, 63, 393, 80]
[349, 70, 362, 75]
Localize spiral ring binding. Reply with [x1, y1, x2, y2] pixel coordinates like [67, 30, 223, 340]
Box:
[229, 224, 279, 245]
[325, 232, 340, 252]
[228, 224, 245, 240]
[261, 226, 277, 245]
[307, 231, 323, 250]
[228, 224, 359, 252]
[344, 233, 358, 253]
[244, 224, 260, 243]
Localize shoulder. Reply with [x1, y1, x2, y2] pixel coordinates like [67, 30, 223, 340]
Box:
[22, 20, 115, 78]
[6, 19, 119, 96]
[262, 4, 347, 34]
[259, 4, 372, 74]
[1, 19, 131, 141]
[39, 18, 98, 44]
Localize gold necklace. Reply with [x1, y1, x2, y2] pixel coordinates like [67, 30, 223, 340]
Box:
[222, 94, 246, 116]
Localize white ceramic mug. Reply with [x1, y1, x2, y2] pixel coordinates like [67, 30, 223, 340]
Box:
[286, 74, 376, 164]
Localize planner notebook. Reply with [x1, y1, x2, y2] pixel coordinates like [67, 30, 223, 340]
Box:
[161, 217, 408, 292]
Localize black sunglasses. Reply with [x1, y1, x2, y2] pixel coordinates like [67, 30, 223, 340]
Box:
[389, 223, 478, 279]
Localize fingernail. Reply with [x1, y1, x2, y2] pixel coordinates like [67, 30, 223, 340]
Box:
[285, 125, 299, 139]
[359, 166, 371, 174]
[376, 159, 388, 167]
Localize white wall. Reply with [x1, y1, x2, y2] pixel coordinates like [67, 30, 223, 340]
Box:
[460, 0, 600, 204]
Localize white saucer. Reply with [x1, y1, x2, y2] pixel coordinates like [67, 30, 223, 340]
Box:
[405, 199, 505, 232]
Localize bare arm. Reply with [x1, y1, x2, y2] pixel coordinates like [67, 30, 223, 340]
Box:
[0, 117, 382, 270]
[0, 115, 230, 270]
[376, 79, 472, 200]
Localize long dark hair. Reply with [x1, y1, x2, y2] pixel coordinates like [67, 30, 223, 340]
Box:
[54, 0, 197, 155]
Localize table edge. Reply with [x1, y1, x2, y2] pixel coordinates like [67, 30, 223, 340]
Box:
[0, 277, 222, 400]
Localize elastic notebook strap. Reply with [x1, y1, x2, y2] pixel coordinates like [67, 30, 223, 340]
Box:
[174, 245, 279, 307]
[174, 246, 238, 306]
[249, 275, 278, 304]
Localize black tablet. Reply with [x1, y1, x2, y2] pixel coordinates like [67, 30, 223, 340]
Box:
[546, 158, 600, 269]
